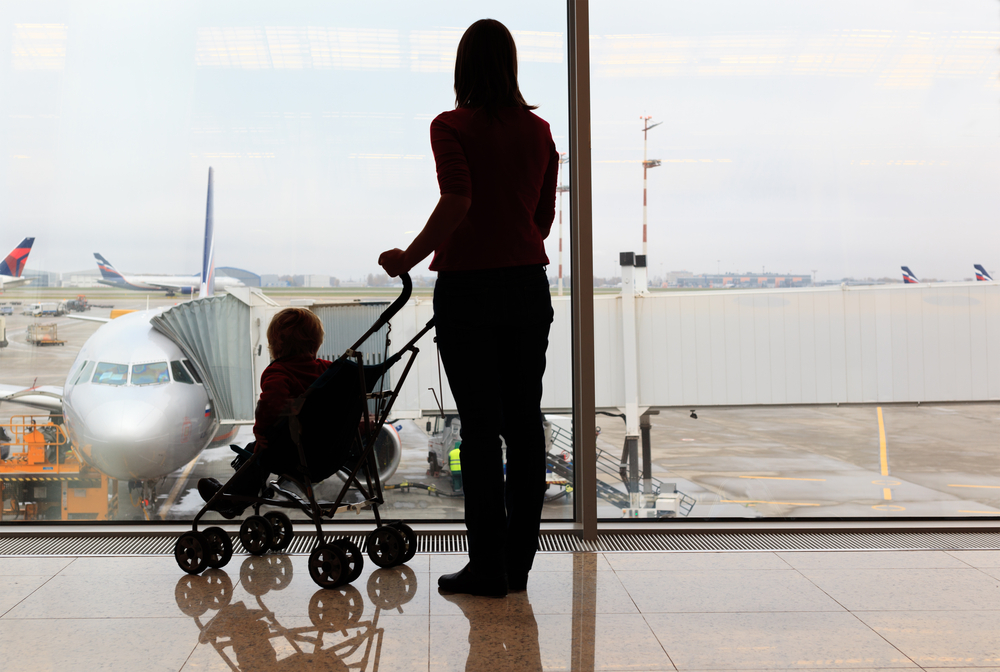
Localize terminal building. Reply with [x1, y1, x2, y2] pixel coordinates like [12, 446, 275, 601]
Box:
[667, 270, 813, 288]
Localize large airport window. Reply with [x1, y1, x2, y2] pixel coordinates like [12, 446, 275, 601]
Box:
[589, 0, 1000, 520]
[0, 1, 572, 524]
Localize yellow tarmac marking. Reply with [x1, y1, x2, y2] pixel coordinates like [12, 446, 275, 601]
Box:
[722, 500, 821, 506]
[877, 406, 889, 476]
[159, 455, 199, 520]
[948, 484, 1000, 489]
[739, 476, 826, 482]
[883, 488, 892, 500]
[872, 504, 905, 511]
[959, 510, 1000, 514]
[872, 480, 900, 486]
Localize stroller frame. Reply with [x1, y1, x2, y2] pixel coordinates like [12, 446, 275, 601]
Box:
[175, 273, 435, 588]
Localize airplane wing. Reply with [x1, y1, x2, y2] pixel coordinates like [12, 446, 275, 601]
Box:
[66, 314, 112, 324]
[0, 384, 64, 412]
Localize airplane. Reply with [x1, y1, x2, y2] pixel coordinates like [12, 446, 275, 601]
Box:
[0, 170, 401, 518]
[975, 264, 994, 282]
[901, 266, 919, 284]
[94, 253, 244, 296]
[0, 237, 35, 290]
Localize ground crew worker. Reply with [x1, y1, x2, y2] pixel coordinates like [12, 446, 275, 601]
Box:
[449, 443, 463, 492]
[24, 420, 45, 461]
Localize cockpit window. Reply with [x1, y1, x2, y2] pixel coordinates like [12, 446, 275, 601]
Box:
[182, 359, 203, 384]
[170, 360, 194, 384]
[71, 360, 95, 386]
[92, 363, 128, 386]
[131, 362, 170, 386]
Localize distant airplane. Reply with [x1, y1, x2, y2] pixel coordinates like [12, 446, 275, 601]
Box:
[901, 266, 919, 284]
[0, 237, 35, 289]
[974, 264, 994, 282]
[94, 253, 243, 296]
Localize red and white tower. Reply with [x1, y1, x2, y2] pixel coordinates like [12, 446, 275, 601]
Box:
[641, 116, 662, 258]
[557, 152, 569, 296]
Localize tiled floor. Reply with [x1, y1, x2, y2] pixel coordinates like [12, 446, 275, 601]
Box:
[2, 549, 1000, 671]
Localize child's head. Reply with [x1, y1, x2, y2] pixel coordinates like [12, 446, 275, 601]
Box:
[267, 307, 325, 359]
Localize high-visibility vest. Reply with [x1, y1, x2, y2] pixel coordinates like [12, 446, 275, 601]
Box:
[449, 445, 461, 472]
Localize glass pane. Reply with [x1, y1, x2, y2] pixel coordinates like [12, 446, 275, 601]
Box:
[91, 363, 128, 386]
[131, 362, 170, 386]
[0, 2, 571, 524]
[590, 0, 1000, 519]
[171, 361, 195, 384]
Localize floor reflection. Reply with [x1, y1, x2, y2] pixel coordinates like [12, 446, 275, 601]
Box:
[174, 554, 419, 671]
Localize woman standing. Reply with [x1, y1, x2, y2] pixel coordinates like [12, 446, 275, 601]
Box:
[379, 19, 558, 597]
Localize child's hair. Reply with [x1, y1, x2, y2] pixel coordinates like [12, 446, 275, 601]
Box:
[267, 307, 325, 359]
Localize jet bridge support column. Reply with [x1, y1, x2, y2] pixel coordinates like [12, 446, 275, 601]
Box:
[619, 253, 650, 514]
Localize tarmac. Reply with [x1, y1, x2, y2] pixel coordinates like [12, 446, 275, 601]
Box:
[2, 287, 999, 522]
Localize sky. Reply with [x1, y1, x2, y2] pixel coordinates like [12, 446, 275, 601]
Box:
[1, 0, 998, 283]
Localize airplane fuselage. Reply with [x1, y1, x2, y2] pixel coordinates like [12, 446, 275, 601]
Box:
[62, 310, 219, 480]
[97, 275, 243, 295]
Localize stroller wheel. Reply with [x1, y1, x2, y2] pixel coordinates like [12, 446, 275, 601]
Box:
[365, 526, 406, 568]
[175, 531, 209, 575]
[308, 585, 363, 628]
[390, 522, 418, 564]
[332, 537, 364, 583]
[239, 515, 274, 556]
[308, 543, 350, 588]
[263, 511, 293, 552]
[201, 527, 234, 569]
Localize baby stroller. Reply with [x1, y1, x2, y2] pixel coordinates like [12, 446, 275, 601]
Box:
[174, 273, 435, 588]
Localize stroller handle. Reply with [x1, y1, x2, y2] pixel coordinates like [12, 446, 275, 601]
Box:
[348, 272, 412, 353]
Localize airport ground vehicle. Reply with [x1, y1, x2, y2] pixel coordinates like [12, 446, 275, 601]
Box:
[25, 323, 65, 346]
[0, 414, 111, 521]
[174, 273, 435, 589]
[0, 316, 6, 348]
[64, 295, 90, 312]
[23, 302, 65, 317]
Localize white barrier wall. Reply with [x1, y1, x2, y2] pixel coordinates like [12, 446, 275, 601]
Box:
[386, 282, 1000, 417]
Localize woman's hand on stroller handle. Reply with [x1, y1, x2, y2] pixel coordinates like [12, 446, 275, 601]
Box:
[378, 248, 410, 278]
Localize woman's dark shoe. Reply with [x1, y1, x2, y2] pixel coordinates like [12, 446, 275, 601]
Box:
[438, 564, 508, 597]
[508, 573, 528, 592]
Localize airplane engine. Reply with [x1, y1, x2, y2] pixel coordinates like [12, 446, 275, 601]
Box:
[336, 423, 402, 485]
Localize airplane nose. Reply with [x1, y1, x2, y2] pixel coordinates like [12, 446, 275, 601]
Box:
[79, 400, 172, 480]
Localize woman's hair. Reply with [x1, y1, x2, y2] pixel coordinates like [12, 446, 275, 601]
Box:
[454, 19, 536, 115]
[267, 307, 325, 359]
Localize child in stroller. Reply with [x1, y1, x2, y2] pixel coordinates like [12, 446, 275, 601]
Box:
[197, 307, 330, 518]
[175, 273, 433, 588]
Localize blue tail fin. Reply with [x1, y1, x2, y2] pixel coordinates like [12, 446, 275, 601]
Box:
[901, 266, 919, 284]
[975, 264, 993, 282]
[94, 253, 126, 282]
[0, 237, 34, 277]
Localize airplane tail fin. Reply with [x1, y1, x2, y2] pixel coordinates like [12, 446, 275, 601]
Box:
[901, 266, 919, 284]
[0, 237, 35, 278]
[974, 264, 994, 282]
[94, 253, 126, 282]
[200, 167, 215, 297]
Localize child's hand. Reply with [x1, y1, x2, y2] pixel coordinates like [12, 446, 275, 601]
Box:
[378, 248, 409, 277]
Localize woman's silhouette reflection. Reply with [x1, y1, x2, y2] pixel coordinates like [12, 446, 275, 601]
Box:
[173, 554, 419, 671]
[441, 591, 544, 672]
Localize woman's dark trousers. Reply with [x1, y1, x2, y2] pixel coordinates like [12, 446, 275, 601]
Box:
[433, 265, 554, 580]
